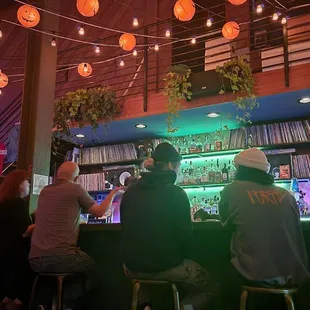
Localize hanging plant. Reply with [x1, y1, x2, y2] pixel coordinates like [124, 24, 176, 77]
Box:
[163, 64, 192, 133]
[53, 86, 120, 137]
[216, 56, 259, 125]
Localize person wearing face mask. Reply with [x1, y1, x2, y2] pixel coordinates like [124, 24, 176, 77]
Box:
[120, 142, 218, 310]
[0, 170, 34, 309]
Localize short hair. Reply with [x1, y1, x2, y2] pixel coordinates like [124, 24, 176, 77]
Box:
[57, 162, 79, 181]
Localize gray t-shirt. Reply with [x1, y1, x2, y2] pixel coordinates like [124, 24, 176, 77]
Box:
[29, 179, 95, 258]
[219, 180, 310, 285]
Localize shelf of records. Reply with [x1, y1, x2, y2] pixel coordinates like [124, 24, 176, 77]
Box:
[66, 139, 165, 166]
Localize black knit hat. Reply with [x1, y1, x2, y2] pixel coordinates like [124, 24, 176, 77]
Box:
[152, 142, 182, 162]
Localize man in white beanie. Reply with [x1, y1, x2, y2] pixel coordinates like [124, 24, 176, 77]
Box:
[219, 148, 310, 309]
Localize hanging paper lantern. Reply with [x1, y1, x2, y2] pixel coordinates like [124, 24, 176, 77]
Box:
[76, 0, 99, 17]
[228, 0, 247, 5]
[17, 4, 40, 28]
[173, 0, 196, 22]
[119, 33, 136, 51]
[78, 63, 92, 77]
[0, 70, 8, 88]
[222, 21, 240, 40]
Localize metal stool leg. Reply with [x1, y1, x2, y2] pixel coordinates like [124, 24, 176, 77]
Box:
[57, 275, 65, 310]
[240, 289, 248, 310]
[171, 284, 180, 310]
[284, 294, 295, 310]
[28, 276, 39, 310]
[131, 282, 141, 310]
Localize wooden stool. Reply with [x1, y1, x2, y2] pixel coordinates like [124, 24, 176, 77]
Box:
[131, 279, 181, 310]
[240, 285, 299, 310]
[28, 272, 85, 310]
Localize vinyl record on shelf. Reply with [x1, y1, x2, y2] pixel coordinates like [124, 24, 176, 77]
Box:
[119, 171, 132, 186]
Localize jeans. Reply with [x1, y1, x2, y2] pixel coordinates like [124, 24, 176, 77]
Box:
[29, 249, 104, 309]
[126, 259, 218, 310]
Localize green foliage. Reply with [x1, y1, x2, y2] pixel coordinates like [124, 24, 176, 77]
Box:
[163, 66, 192, 133]
[53, 86, 120, 137]
[216, 56, 259, 126]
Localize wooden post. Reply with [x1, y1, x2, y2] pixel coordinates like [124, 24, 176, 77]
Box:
[17, 0, 60, 212]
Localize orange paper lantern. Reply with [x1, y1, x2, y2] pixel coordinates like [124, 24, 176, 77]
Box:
[78, 63, 92, 77]
[174, 0, 196, 22]
[228, 0, 247, 5]
[76, 0, 99, 17]
[17, 4, 40, 28]
[119, 33, 136, 51]
[222, 21, 240, 40]
[0, 70, 8, 88]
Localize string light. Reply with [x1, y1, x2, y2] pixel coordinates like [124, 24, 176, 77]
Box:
[165, 29, 171, 38]
[206, 18, 212, 27]
[133, 17, 139, 27]
[133, 49, 137, 56]
[78, 25, 85, 35]
[83, 63, 88, 73]
[191, 36, 196, 44]
[51, 37, 56, 47]
[272, 12, 279, 21]
[95, 45, 100, 54]
[0, 90, 2, 95]
[0, 29, 2, 38]
[256, 4, 263, 14]
[281, 17, 287, 25]
[154, 44, 159, 51]
[120, 58, 125, 67]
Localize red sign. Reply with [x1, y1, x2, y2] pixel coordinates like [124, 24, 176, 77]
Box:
[0, 144, 7, 175]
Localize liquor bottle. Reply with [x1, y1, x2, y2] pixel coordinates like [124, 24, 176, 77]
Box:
[205, 198, 211, 214]
[188, 161, 194, 175]
[215, 159, 222, 183]
[196, 166, 202, 184]
[208, 160, 215, 184]
[215, 140, 222, 151]
[201, 166, 208, 183]
[211, 196, 218, 214]
[191, 196, 199, 208]
[204, 135, 211, 152]
[174, 139, 180, 153]
[196, 137, 203, 153]
[183, 169, 189, 184]
[178, 168, 184, 184]
[147, 142, 153, 158]
[228, 160, 236, 181]
[181, 137, 187, 154]
[189, 138, 197, 153]
[222, 163, 229, 183]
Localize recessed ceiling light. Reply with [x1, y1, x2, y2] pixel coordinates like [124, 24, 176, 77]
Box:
[135, 124, 147, 129]
[207, 112, 220, 118]
[75, 134, 86, 138]
[298, 97, 310, 104]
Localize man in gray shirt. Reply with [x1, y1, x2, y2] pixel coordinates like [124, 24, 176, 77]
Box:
[29, 161, 123, 308]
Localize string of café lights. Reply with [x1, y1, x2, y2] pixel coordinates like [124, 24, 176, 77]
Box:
[0, 0, 305, 93]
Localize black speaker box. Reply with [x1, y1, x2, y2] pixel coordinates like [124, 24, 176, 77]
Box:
[104, 165, 138, 187]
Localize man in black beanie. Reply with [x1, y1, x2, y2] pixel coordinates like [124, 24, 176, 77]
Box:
[120, 142, 217, 310]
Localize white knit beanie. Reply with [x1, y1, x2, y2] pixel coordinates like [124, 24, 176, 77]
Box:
[234, 148, 270, 173]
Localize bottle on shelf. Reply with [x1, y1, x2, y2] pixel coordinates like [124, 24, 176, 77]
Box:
[204, 198, 211, 214]
[204, 135, 211, 152]
[208, 160, 215, 184]
[222, 163, 229, 183]
[215, 140, 222, 151]
[196, 166, 202, 184]
[147, 142, 153, 158]
[181, 137, 188, 154]
[191, 196, 199, 208]
[228, 160, 237, 181]
[183, 168, 189, 184]
[196, 138, 203, 153]
[211, 195, 218, 214]
[215, 159, 222, 183]
[201, 165, 209, 183]
[173, 138, 180, 153]
[189, 137, 197, 154]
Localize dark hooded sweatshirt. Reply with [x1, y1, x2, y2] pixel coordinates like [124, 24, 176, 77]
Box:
[120, 170, 193, 273]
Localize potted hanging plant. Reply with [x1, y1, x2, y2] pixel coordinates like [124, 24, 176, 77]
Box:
[163, 64, 192, 133]
[216, 56, 259, 125]
[53, 86, 121, 137]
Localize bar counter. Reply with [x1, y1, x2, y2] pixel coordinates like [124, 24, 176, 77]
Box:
[78, 221, 310, 310]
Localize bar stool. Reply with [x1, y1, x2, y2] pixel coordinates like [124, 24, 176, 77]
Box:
[240, 285, 299, 310]
[131, 279, 181, 310]
[28, 272, 86, 310]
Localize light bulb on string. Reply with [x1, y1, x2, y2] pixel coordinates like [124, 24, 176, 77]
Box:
[0, 90, 2, 95]
[133, 49, 137, 56]
[133, 17, 139, 27]
[165, 29, 171, 38]
[120, 58, 125, 67]
[51, 37, 56, 47]
[256, 4, 263, 14]
[0, 29, 2, 38]
[206, 18, 212, 27]
[281, 17, 287, 25]
[191, 36, 196, 44]
[154, 44, 159, 51]
[272, 12, 279, 21]
[83, 63, 88, 73]
[79, 26, 85, 35]
[95, 45, 100, 54]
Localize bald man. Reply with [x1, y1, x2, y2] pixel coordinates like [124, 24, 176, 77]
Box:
[29, 161, 123, 308]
